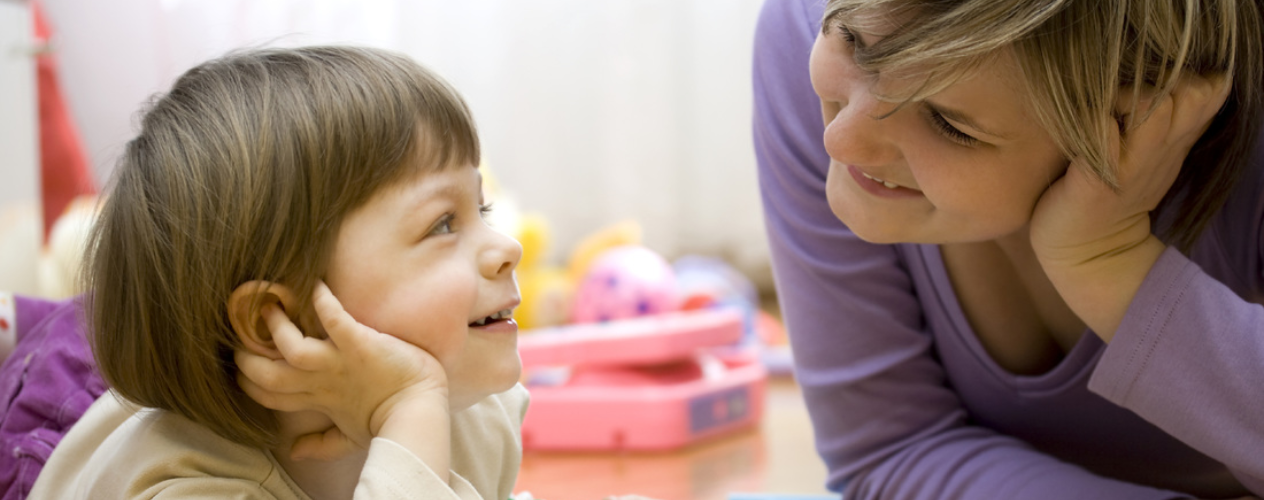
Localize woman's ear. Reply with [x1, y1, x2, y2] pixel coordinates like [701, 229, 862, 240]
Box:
[227, 281, 301, 360]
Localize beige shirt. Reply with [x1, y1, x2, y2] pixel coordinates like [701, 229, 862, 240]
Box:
[30, 384, 529, 499]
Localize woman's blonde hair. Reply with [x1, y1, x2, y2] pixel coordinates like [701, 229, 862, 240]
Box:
[84, 46, 480, 448]
[824, 0, 1263, 250]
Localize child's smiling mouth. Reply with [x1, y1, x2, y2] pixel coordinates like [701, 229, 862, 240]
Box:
[470, 308, 515, 327]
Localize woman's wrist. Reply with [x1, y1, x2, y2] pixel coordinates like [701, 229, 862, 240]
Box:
[1037, 234, 1167, 343]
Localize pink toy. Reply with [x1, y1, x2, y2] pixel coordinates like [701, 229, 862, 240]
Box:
[673, 255, 759, 312]
[518, 308, 767, 451]
[569, 245, 679, 324]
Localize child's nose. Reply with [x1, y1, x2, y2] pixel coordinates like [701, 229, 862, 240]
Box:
[481, 230, 522, 278]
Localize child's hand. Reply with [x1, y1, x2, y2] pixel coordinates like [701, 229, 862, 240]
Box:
[235, 281, 450, 460]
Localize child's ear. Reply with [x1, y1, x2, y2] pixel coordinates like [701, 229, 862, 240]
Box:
[227, 280, 301, 360]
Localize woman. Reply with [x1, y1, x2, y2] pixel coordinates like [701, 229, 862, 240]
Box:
[752, 0, 1263, 498]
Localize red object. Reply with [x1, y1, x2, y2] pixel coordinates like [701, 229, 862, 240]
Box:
[33, 2, 96, 243]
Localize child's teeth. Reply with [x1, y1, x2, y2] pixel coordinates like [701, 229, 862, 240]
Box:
[474, 309, 513, 326]
[882, 180, 898, 189]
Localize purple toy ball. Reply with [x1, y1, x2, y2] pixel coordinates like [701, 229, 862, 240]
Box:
[570, 245, 680, 324]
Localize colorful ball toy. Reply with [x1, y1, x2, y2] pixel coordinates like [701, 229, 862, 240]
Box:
[570, 245, 680, 324]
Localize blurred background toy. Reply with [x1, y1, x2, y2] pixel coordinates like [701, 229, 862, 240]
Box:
[673, 255, 792, 374]
[570, 245, 679, 324]
[564, 220, 641, 285]
[514, 214, 574, 330]
[38, 195, 98, 299]
[674, 254, 758, 317]
[518, 308, 766, 451]
[480, 160, 791, 375]
[515, 217, 645, 330]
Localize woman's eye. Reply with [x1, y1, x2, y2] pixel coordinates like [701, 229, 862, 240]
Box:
[837, 25, 857, 45]
[924, 107, 981, 147]
[428, 214, 454, 236]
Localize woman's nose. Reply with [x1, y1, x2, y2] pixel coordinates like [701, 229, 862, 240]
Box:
[822, 90, 900, 168]
[481, 229, 523, 279]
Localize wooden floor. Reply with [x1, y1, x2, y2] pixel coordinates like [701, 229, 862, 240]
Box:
[513, 376, 833, 500]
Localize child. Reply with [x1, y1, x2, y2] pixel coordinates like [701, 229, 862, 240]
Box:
[29, 45, 528, 499]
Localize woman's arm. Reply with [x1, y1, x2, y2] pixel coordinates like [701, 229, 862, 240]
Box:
[753, 1, 1190, 498]
[1089, 249, 1264, 495]
[1025, 60, 1264, 495]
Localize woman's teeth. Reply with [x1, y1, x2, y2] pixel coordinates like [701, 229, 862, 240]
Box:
[861, 171, 900, 189]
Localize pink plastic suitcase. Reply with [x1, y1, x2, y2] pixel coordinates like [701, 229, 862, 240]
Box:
[518, 308, 767, 451]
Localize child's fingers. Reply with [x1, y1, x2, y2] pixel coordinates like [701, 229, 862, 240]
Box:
[262, 304, 330, 370]
[235, 369, 310, 413]
[290, 425, 365, 461]
[311, 281, 361, 349]
[234, 349, 313, 395]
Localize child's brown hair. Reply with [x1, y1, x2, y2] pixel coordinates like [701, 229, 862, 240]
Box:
[84, 46, 480, 448]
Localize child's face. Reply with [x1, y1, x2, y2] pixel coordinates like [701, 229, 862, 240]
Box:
[324, 164, 523, 411]
[809, 25, 1070, 244]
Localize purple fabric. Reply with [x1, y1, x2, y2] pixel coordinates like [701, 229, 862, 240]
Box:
[0, 295, 107, 500]
[752, 0, 1264, 498]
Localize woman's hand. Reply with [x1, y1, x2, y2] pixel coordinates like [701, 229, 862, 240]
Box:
[1029, 75, 1231, 341]
[235, 281, 450, 461]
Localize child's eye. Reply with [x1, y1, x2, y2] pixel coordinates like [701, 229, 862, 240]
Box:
[428, 213, 455, 236]
[923, 106, 981, 147]
[479, 202, 494, 220]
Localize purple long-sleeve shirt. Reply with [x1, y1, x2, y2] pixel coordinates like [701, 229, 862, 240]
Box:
[751, 0, 1264, 498]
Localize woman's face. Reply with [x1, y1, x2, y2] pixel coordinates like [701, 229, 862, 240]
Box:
[810, 22, 1069, 244]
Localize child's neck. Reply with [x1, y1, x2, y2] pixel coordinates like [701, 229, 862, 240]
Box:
[270, 411, 369, 500]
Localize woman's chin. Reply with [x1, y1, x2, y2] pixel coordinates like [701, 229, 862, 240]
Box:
[827, 197, 908, 244]
[845, 221, 909, 244]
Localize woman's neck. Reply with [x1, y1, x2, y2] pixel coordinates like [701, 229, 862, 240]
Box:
[270, 411, 368, 500]
[992, 224, 1088, 347]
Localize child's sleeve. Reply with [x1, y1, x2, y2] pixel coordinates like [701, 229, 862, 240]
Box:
[356, 383, 529, 500]
[355, 438, 482, 499]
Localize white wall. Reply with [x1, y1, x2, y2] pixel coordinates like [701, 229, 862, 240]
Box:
[0, 0, 42, 295]
[40, 0, 773, 283]
[0, 0, 39, 209]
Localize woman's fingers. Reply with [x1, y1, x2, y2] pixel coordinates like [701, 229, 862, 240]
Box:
[1170, 73, 1231, 142]
[1117, 93, 1175, 182]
